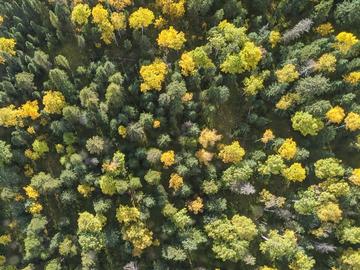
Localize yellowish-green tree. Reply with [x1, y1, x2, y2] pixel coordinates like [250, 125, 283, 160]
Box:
[71, 4, 91, 26]
[276, 64, 299, 84]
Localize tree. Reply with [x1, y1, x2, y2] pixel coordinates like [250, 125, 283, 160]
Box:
[282, 163, 306, 182]
[350, 168, 360, 185]
[219, 141, 246, 164]
[221, 42, 262, 74]
[144, 170, 161, 185]
[161, 150, 175, 167]
[260, 230, 298, 261]
[187, 197, 203, 214]
[289, 250, 315, 270]
[314, 158, 344, 179]
[111, 12, 126, 31]
[278, 138, 297, 160]
[179, 52, 196, 76]
[140, 59, 168, 92]
[198, 128, 222, 148]
[169, 173, 183, 191]
[222, 163, 253, 187]
[128, 7, 155, 30]
[116, 205, 153, 255]
[156, 0, 186, 18]
[108, 0, 133, 10]
[334, 32, 358, 53]
[0, 140, 12, 167]
[77, 212, 105, 252]
[243, 74, 266, 96]
[92, 4, 108, 24]
[335, 0, 360, 28]
[316, 202, 342, 223]
[259, 155, 286, 175]
[71, 4, 91, 26]
[31, 172, 61, 194]
[291, 111, 324, 136]
[341, 227, 360, 244]
[99, 175, 117, 195]
[205, 214, 257, 262]
[0, 37, 16, 56]
[281, 19, 313, 43]
[315, 53, 336, 73]
[326, 106, 345, 124]
[157, 26, 186, 50]
[86, 136, 105, 155]
[345, 112, 360, 131]
[315, 23, 334, 36]
[261, 129, 275, 144]
[43, 91, 66, 114]
[344, 71, 360, 85]
[339, 249, 360, 270]
[269, 31, 281, 48]
[276, 64, 299, 84]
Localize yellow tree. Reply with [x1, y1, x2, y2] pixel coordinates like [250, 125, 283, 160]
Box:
[108, 0, 133, 10]
[269, 31, 281, 48]
[315, 53, 337, 73]
[276, 64, 299, 84]
[326, 106, 345, 124]
[345, 112, 360, 131]
[0, 105, 20, 127]
[334, 32, 358, 54]
[92, 4, 108, 24]
[157, 26, 186, 50]
[278, 138, 297, 160]
[219, 141, 245, 164]
[91, 4, 116, 44]
[161, 150, 175, 167]
[43, 91, 66, 114]
[156, 0, 186, 18]
[344, 71, 360, 85]
[111, 12, 126, 31]
[19, 100, 40, 120]
[179, 52, 196, 76]
[198, 128, 222, 148]
[0, 37, 16, 56]
[128, 7, 154, 30]
[315, 22, 334, 36]
[139, 59, 168, 92]
[169, 173, 183, 191]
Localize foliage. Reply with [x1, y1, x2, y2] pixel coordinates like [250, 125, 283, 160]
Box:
[0, 1, 359, 269]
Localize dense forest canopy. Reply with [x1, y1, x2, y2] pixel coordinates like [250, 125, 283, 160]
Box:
[0, 0, 360, 269]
